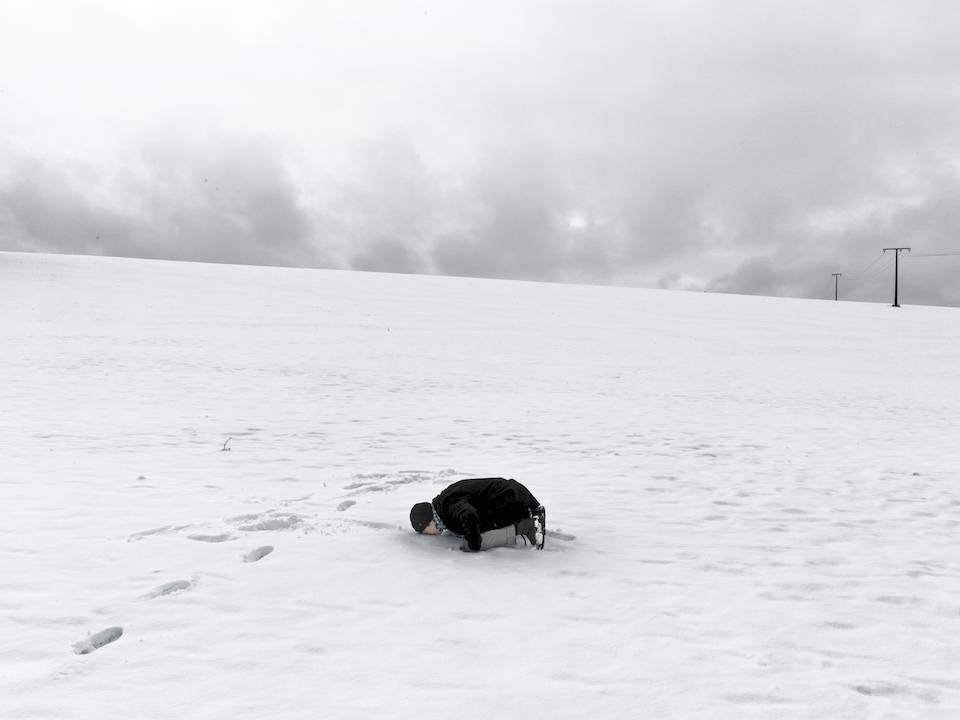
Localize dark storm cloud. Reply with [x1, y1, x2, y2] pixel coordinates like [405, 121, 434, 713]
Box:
[0, 138, 328, 268]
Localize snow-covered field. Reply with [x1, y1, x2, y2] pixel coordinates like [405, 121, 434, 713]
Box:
[2, 251, 958, 719]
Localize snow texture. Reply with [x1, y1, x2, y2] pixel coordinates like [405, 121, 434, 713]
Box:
[1, 251, 958, 718]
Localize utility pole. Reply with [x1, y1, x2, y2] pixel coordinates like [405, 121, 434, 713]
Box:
[882, 247, 911, 307]
[831, 273, 842, 301]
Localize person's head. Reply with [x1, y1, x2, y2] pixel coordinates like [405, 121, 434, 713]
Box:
[410, 502, 440, 535]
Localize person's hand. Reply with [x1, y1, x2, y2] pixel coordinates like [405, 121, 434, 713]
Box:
[464, 517, 481, 552]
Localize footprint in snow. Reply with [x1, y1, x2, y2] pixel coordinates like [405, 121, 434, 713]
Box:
[188, 533, 233, 543]
[342, 481, 375, 490]
[142, 580, 192, 599]
[852, 682, 937, 703]
[233, 513, 302, 532]
[336, 500, 356, 512]
[127, 525, 191, 541]
[228, 513, 260, 523]
[243, 546, 274, 563]
[73, 626, 123, 655]
[342, 519, 399, 530]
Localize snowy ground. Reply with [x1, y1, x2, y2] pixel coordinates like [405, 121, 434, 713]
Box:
[2, 251, 958, 719]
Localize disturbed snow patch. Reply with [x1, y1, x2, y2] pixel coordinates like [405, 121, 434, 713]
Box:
[73, 627, 123, 655]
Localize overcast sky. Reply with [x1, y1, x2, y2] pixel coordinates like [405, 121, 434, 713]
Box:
[3, 0, 960, 305]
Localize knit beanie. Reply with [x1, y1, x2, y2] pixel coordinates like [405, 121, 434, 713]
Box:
[409, 502, 435, 533]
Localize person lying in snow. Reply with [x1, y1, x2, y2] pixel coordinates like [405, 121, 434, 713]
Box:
[409, 477, 545, 551]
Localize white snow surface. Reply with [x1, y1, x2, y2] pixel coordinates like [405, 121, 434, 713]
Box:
[2, 251, 958, 719]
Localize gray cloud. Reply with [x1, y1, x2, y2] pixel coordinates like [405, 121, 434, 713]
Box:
[0, 138, 328, 268]
[3, 1, 960, 306]
[351, 237, 425, 275]
[431, 148, 571, 280]
[708, 258, 782, 297]
[0, 155, 138, 257]
[337, 136, 437, 275]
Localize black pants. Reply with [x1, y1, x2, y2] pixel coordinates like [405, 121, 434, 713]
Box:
[478, 479, 540, 533]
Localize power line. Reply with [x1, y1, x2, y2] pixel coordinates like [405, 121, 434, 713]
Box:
[845, 252, 886, 280]
[848, 257, 894, 286]
[863, 258, 895, 279]
[803, 246, 957, 304]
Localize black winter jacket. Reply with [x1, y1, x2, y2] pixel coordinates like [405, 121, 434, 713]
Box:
[432, 477, 540, 550]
